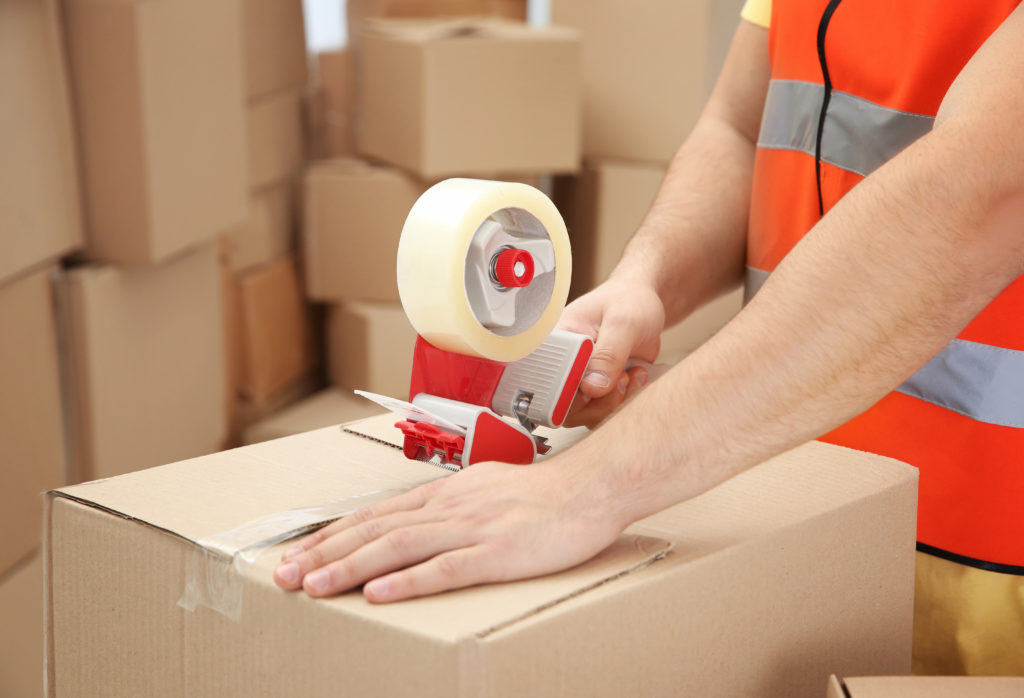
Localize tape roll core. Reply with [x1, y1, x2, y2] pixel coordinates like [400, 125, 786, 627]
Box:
[397, 179, 572, 362]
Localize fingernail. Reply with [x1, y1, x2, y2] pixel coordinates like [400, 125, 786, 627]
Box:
[635, 369, 648, 388]
[616, 374, 629, 393]
[585, 371, 610, 388]
[305, 569, 330, 593]
[365, 577, 389, 600]
[276, 561, 299, 585]
[282, 545, 303, 560]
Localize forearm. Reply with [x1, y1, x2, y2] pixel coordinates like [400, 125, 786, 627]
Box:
[571, 115, 1024, 527]
[611, 21, 768, 326]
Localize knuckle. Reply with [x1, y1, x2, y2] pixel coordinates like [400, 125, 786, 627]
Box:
[385, 527, 415, 554]
[306, 545, 325, 569]
[356, 517, 385, 544]
[436, 553, 463, 580]
[351, 506, 376, 525]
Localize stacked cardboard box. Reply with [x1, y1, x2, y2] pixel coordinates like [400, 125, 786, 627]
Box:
[552, 0, 747, 362]
[827, 675, 1024, 698]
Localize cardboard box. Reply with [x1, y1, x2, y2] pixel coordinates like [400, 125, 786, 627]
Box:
[0, 268, 66, 576]
[242, 388, 385, 445]
[244, 0, 307, 100]
[303, 159, 428, 302]
[327, 300, 416, 397]
[221, 184, 297, 273]
[550, 0, 745, 163]
[45, 418, 918, 696]
[248, 90, 306, 190]
[347, 0, 527, 49]
[308, 50, 357, 160]
[0, 552, 43, 697]
[0, 0, 83, 286]
[827, 675, 1024, 698]
[63, 0, 247, 264]
[358, 18, 581, 178]
[59, 244, 226, 482]
[558, 160, 743, 360]
[237, 257, 316, 404]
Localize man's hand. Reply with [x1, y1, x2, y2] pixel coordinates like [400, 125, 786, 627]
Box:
[272, 458, 623, 603]
[558, 278, 665, 427]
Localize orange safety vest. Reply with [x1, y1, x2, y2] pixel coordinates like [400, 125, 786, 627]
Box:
[747, 0, 1024, 574]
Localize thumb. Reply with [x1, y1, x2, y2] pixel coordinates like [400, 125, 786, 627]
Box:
[580, 322, 636, 399]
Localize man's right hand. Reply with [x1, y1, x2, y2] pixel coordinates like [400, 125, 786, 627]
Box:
[557, 278, 666, 428]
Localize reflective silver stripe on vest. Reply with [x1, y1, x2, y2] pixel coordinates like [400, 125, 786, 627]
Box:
[743, 266, 1024, 429]
[758, 79, 935, 177]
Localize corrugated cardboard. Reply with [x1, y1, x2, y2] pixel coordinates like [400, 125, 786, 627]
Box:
[327, 300, 416, 397]
[221, 184, 297, 273]
[827, 675, 1024, 698]
[244, 0, 307, 100]
[237, 257, 316, 404]
[0, 552, 43, 697]
[63, 0, 247, 264]
[303, 159, 429, 302]
[45, 419, 918, 696]
[347, 0, 527, 49]
[0, 0, 83, 286]
[248, 89, 306, 190]
[242, 388, 385, 445]
[308, 50, 357, 159]
[60, 244, 226, 482]
[358, 18, 581, 178]
[558, 160, 743, 360]
[551, 0, 745, 163]
[0, 268, 66, 576]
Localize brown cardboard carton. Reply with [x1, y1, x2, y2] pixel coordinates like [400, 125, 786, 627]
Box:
[221, 184, 297, 273]
[327, 300, 416, 397]
[347, 0, 527, 49]
[308, 50, 357, 159]
[237, 257, 316, 404]
[60, 244, 226, 482]
[244, 0, 308, 100]
[45, 418, 918, 696]
[63, 0, 247, 264]
[551, 0, 746, 163]
[303, 159, 429, 302]
[558, 160, 743, 360]
[358, 18, 581, 178]
[0, 0, 83, 285]
[827, 675, 1024, 698]
[242, 388, 385, 445]
[0, 268, 66, 576]
[0, 552, 43, 697]
[248, 90, 306, 190]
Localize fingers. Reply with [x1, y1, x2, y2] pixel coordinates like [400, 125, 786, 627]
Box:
[364, 546, 497, 603]
[563, 366, 649, 428]
[580, 321, 644, 400]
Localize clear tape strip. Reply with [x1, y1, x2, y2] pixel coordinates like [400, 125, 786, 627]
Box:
[177, 487, 420, 622]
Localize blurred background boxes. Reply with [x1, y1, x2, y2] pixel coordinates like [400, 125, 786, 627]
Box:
[244, 0, 309, 100]
[242, 387, 384, 445]
[0, 0, 83, 285]
[221, 184, 298, 274]
[0, 268, 66, 577]
[0, 553, 43, 698]
[327, 300, 416, 398]
[308, 49, 357, 159]
[248, 90, 307, 190]
[59, 245, 227, 482]
[357, 18, 581, 178]
[63, 0, 248, 264]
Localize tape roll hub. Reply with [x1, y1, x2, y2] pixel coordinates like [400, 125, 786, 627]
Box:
[397, 179, 572, 363]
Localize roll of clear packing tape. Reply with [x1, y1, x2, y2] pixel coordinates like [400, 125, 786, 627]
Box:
[397, 178, 572, 363]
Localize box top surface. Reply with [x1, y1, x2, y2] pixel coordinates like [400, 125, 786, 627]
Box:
[362, 16, 578, 45]
[835, 676, 1024, 698]
[52, 415, 916, 643]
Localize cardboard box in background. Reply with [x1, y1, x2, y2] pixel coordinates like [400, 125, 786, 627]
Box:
[0, 0, 83, 286]
[558, 160, 742, 362]
[0, 552, 43, 698]
[327, 301, 415, 398]
[221, 184, 297, 273]
[303, 159, 428, 302]
[827, 675, 1024, 698]
[242, 388, 385, 445]
[347, 0, 527, 49]
[60, 244, 226, 482]
[358, 18, 581, 179]
[63, 0, 247, 264]
[46, 419, 918, 696]
[237, 257, 316, 405]
[308, 50, 357, 160]
[550, 0, 745, 163]
[244, 0, 307, 100]
[0, 268, 66, 576]
[248, 90, 306, 190]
